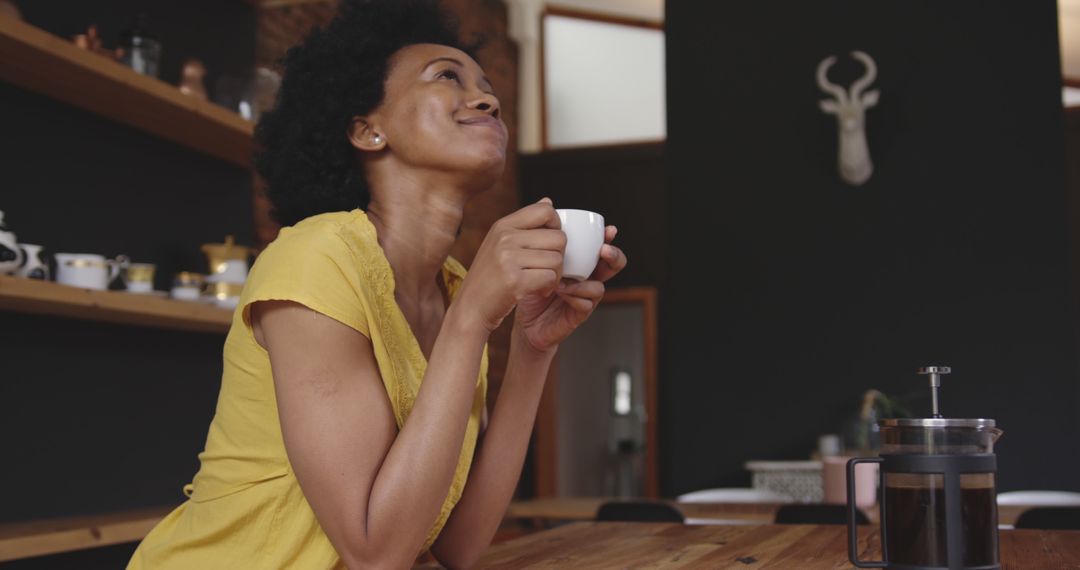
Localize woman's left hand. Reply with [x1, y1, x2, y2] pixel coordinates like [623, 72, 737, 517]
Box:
[515, 226, 627, 352]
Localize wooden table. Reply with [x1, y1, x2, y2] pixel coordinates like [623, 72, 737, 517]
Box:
[507, 497, 1033, 527]
[475, 521, 1080, 569]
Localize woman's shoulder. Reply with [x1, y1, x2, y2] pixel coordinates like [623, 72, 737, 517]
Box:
[265, 209, 374, 257]
[246, 209, 379, 288]
[241, 210, 376, 336]
[274, 209, 371, 245]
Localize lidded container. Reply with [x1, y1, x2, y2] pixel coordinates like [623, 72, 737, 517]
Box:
[201, 235, 252, 284]
[848, 367, 1004, 570]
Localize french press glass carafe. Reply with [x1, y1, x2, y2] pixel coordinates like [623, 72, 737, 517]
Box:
[847, 366, 1004, 570]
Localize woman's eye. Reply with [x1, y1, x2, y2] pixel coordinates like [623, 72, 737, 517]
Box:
[437, 69, 461, 83]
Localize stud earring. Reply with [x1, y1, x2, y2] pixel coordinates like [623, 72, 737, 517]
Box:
[373, 135, 382, 144]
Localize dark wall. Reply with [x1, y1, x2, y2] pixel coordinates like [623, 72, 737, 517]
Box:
[1067, 111, 1080, 321]
[664, 0, 1078, 495]
[0, 4, 255, 565]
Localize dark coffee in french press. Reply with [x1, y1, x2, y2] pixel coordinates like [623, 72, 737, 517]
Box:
[884, 482, 998, 567]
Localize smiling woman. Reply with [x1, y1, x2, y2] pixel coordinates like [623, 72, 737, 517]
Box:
[351, 44, 510, 195]
[126, 0, 625, 569]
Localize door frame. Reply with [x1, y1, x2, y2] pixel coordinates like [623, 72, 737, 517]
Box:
[533, 285, 660, 498]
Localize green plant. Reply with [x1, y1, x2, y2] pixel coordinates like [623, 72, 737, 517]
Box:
[844, 389, 913, 454]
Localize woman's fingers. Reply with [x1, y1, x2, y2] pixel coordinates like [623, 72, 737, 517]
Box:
[590, 243, 627, 282]
[463, 200, 565, 333]
[517, 249, 563, 275]
[557, 293, 595, 313]
[604, 225, 618, 243]
[519, 268, 560, 298]
[504, 198, 561, 230]
[557, 280, 604, 313]
[600, 244, 625, 265]
[586, 225, 625, 283]
[515, 229, 567, 253]
[559, 279, 605, 301]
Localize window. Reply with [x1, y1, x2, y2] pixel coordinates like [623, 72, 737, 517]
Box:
[543, 11, 665, 148]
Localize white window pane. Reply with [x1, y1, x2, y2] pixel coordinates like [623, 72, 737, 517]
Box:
[544, 15, 666, 148]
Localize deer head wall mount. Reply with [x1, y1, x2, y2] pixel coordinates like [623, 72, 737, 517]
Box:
[817, 51, 879, 186]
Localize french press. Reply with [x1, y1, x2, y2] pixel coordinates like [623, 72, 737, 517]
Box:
[847, 366, 1004, 570]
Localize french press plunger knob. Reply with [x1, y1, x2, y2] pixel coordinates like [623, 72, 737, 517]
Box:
[917, 366, 950, 418]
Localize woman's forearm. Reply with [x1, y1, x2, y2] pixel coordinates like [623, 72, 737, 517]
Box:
[361, 303, 492, 564]
[430, 322, 556, 568]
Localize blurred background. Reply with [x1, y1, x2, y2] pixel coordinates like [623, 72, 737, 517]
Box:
[2, 0, 1079, 566]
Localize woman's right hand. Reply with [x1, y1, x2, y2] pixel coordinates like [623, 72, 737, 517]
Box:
[456, 198, 566, 333]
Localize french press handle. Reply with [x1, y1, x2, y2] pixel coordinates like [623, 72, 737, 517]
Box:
[847, 456, 887, 568]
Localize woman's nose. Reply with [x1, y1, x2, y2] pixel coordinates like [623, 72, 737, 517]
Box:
[470, 92, 500, 119]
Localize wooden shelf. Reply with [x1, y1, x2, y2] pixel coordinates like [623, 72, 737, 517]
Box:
[0, 506, 172, 562]
[0, 275, 232, 334]
[0, 17, 253, 167]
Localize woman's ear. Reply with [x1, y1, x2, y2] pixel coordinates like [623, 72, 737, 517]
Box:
[348, 117, 386, 152]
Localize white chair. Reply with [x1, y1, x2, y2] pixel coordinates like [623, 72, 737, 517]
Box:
[677, 488, 792, 504]
[997, 490, 1080, 506]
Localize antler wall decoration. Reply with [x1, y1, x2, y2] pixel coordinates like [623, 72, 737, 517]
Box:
[817, 51, 879, 186]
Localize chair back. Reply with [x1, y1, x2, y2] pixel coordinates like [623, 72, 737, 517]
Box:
[1014, 507, 1080, 530]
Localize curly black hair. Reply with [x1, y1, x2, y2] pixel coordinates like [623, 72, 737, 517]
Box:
[254, 0, 468, 227]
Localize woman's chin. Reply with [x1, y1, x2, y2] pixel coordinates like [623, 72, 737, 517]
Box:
[464, 146, 507, 180]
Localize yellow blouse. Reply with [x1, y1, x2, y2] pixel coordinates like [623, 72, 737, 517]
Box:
[129, 210, 488, 569]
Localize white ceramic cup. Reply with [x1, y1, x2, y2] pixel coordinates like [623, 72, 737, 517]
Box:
[54, 253, 128, 291]
[556, 209, 605, 281]
[124, 263, 156, 293]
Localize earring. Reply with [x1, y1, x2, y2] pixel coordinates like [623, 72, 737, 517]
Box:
[373, 135, 382, 144]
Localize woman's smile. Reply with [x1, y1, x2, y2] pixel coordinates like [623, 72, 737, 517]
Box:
[458, 114, 507, 140]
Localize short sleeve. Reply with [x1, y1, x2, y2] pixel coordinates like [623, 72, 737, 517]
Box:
[240, 223, 370, 338]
